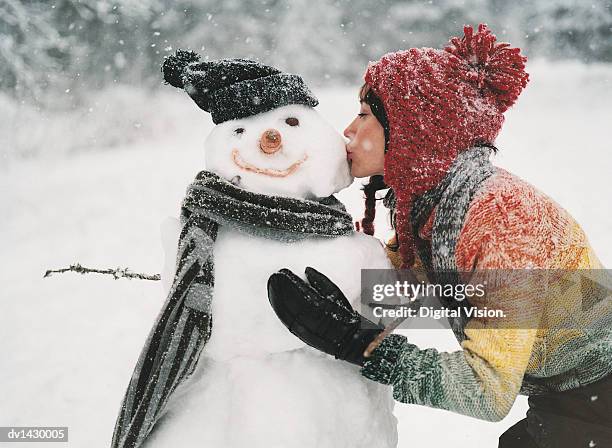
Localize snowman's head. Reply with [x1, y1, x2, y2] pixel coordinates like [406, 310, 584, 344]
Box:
[205, 104, 353, 199]
[160, 50, 352, 197]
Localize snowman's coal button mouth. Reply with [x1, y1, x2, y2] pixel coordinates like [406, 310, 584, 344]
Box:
[231, 149, 308, 178]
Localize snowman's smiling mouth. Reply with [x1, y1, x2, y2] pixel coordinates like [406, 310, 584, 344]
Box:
[231, 149, 308, 178]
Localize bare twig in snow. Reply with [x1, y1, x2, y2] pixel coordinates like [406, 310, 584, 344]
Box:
[43, 263, 160, 281]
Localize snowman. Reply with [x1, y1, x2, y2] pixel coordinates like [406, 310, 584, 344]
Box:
[111, 50, 398, 448]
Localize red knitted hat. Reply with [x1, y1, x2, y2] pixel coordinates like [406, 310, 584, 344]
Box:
[364, 23, 529, 268]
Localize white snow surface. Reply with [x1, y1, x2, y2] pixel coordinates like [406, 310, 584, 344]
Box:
[146, 350, 396, 448]
[1, 60, 611, 447]
[200, 231, 391, 360]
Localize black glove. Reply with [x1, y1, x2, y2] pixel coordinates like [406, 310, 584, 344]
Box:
[267, 266, 384, 366]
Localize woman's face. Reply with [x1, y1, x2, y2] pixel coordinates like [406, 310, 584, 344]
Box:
[343, 101, 385, 178]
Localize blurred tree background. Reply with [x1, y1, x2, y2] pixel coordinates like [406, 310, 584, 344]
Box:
[1, 0, 611, 107]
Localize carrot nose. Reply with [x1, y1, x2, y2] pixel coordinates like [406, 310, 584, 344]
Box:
[260, 129, 282, 154]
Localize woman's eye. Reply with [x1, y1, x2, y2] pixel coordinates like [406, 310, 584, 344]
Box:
[358, 113, 367, 118]
[285, 117, 299, 127]
[234, 128, 245, 135]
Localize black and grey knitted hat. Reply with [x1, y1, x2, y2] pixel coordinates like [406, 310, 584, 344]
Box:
[161, 49, 319, 124]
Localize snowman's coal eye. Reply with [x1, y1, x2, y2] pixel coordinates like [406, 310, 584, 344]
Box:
[234, 128, 245, 135]
[285, 117, 299, 127]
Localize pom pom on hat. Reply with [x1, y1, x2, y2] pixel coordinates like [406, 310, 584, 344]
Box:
[161, 49, 201, 88]
[444, 23, 529, 113]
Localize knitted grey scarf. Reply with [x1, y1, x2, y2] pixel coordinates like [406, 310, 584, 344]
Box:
[111, 170, 354, 448]
[410, 145, 496, 272]
[410, 146, 496, 337]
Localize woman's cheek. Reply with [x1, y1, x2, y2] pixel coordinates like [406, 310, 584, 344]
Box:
[361, 138, 374, 152]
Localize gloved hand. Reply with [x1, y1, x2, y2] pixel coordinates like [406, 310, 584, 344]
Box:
[267, 266, 384, 366]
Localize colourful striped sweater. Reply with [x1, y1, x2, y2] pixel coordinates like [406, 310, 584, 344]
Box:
[361, 168, 611, 421]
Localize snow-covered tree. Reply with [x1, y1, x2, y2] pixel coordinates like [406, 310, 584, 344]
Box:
[273, 0, 352, 85]
[2, 0, 611, 106]
[524, 0, 612, 62]
[51, 0, 166, 94]
[0, 0, 70, 101]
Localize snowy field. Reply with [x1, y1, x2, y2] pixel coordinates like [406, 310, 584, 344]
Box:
[1, 60, 611, 447]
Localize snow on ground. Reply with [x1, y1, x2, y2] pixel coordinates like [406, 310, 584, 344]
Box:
[0, 61, 610, 447]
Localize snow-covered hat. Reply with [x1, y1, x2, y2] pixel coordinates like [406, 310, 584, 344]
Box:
[364, 24, 529, 267]
[162, 50, 319, 124]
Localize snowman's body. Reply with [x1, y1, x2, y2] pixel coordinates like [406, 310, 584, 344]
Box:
[146, 229, 397, 448]
[144, 104, 398, 447]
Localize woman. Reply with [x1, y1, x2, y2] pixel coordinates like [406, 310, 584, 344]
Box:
[267, 24, 611, 447]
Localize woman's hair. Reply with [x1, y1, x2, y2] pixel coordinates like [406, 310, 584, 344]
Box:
[359, 83, 390, 149]
[358, 83, 391, 236]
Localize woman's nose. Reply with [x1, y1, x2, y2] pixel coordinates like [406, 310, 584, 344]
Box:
[343, 121, 355, 140]
[343, 126, 350, 140]
[260, 128, 282, 154]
